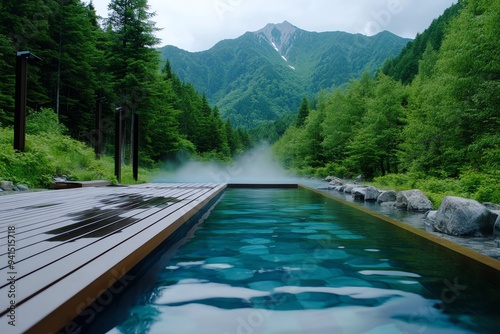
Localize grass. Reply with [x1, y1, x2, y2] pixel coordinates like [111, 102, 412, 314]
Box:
[0, 111, 155, 188]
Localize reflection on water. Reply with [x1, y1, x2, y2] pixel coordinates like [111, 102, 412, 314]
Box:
[101, 188, 499, 334]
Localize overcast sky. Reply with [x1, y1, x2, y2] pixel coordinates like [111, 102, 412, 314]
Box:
[90, 0, 457, 52]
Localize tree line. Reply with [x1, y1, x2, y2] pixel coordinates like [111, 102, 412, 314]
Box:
[0, 0, 251, 165]
[274, 0, 499, 182]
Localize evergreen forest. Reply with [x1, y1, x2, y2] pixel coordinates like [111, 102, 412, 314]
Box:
[0, 0, 251, 183]
[274, 0, 500, 203]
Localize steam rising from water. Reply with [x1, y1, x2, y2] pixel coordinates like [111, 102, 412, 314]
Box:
[154, 144, 299, 184]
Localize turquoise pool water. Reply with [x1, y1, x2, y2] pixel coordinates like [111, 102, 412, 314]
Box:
[89, 188, 499, 334]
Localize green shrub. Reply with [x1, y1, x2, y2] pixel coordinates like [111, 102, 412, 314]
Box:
[26, 108, 68, 135]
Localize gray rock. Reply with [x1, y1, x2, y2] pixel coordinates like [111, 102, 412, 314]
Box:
[396, 190, 434, 211]
[53, 176, 67, 183]
[423, 210, 438, 232]
[1, 181, 14, 191]
[344, 184, 359, 194]
[483, 202, 500, 210]
[423, 210, 438, 224]
[377, 190, 397, 203]
[354, 174, 365, 184]
[492, 211, 500, 238]
[365, 186, 380, 202]
[432, 196, 498, 237]
[353, 187, 367, 200]
[327, 177, 344, 186]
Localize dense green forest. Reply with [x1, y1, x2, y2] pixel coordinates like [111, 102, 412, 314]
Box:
[274, 0, 500, 203]
[0, 0, 251, 173]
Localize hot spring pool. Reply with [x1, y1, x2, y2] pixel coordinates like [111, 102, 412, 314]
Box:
[81, 187, 500, 334]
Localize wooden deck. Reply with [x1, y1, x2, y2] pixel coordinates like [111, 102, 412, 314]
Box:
[0, 183, 226, 334]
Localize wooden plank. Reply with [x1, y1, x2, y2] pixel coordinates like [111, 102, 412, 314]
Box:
[0, 186, 189, 247]
[0, 184, 216, 304]
[0, 187, 200, 268]
[0, 186, 155, 236]
[50, 180, 112, 189]
[0, 183, 226, 334]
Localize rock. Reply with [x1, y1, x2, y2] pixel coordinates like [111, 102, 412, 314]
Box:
[396, 190, 434, 211]
[1, 181, 14, 191]
[354, 174, 365, 184]
[364, 186, 380, 202]
[423, 210, 438, 224]
[343, 184, 359, 194]
[377, 190, 397, 204]
[492, 211, 500, 238]
[423, 210, 438, 231]
[53, 176, 67, 183]
[432, 196, 498, 237]
[483, 202, 500, 210]
[17, 184, 29, 191]
[328, 177, 345, 187]
[352, 187, 367, 200]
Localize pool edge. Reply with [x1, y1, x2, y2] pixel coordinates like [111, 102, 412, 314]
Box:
[300, 184, 500, 272]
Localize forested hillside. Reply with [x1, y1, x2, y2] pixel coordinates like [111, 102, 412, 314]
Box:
[161, 22, 410, 128]
[0, 0, 250, 167]
[274, 0, 500, 202]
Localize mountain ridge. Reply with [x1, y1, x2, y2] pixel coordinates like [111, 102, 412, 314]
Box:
[160, 22, 411, 127]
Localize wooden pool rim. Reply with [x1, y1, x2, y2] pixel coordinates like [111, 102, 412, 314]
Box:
[300, 184, 500, 272]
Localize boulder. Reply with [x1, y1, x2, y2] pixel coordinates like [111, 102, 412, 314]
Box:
[343, 184, 359, 194]
[483, 202, 500, 210]
[396, 190, 434, 211]
[328, 177, 345, 187]
[377, 190, 397, 204]
[492, 211, 500, 238]
[1, 181, 14, 191]
[353, 187, 367, 200]
[423, 210, 438, 223]
[423, 210, 438, 232]
[354, 174, 365, 184]
[431, 196, 498, 237]
[364, 186, 380, 202]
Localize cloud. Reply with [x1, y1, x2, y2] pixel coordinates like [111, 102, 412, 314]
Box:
[90, 0, 457, 52]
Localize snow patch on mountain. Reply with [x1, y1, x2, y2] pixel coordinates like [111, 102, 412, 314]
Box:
[255, 21, 298, 70]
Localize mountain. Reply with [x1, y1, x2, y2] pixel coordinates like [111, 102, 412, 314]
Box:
[160, 21, 411, 127]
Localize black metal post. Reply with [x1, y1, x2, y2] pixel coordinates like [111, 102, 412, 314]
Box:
[133, 113, 139, 182]
[14, 52, 29, 152]
[95, 99, 102, 159]
[115, 108, 122, 183]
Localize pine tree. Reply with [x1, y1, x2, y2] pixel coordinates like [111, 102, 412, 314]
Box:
[106, 0, 163, 163]
[295, 97, 309, 127]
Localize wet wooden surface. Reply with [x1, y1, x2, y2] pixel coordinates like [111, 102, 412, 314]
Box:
[0, 183, 226, 334]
